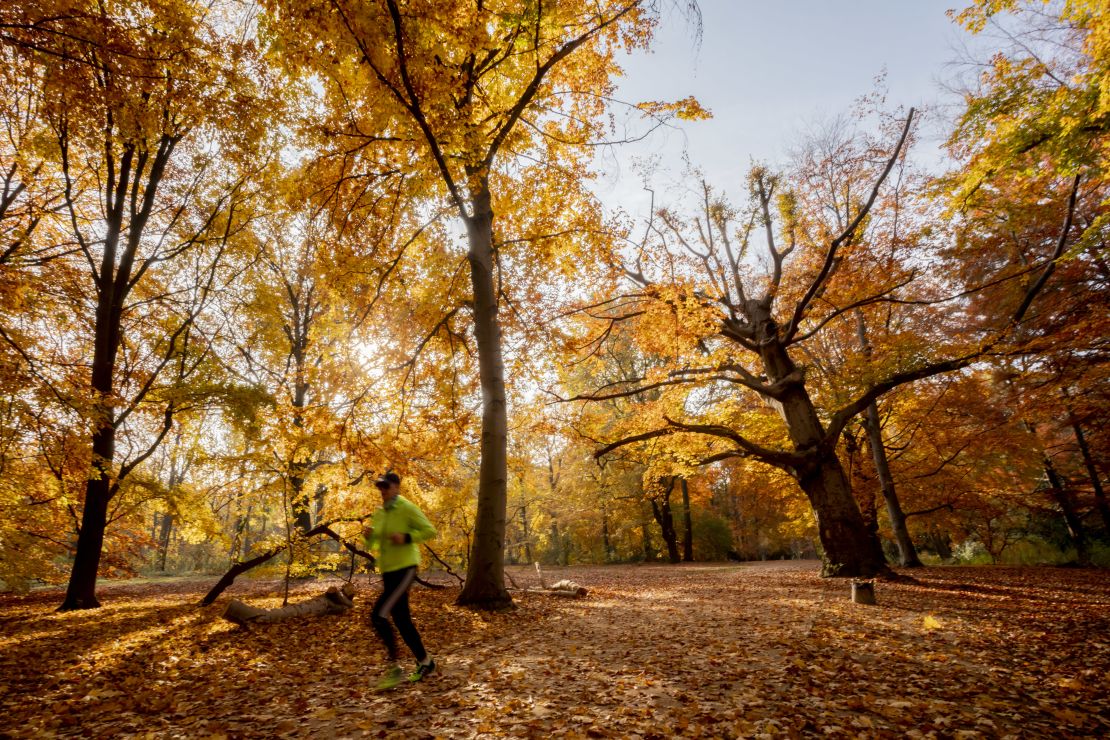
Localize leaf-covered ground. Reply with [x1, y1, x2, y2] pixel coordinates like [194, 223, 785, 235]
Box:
[1, 562, 1108, 738]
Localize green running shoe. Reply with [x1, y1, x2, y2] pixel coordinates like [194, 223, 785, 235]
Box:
[409, 658, 436, 682]
[375, 664, 404, 691]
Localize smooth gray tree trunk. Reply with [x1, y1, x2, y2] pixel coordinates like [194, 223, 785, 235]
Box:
[457, 181, 511, 607]
[856, 312, 921, 567]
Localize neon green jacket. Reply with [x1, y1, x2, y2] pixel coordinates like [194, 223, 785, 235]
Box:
[364, 495, 436, 573]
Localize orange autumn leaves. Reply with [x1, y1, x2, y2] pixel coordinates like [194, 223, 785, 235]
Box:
[2, 564, 1109, 736]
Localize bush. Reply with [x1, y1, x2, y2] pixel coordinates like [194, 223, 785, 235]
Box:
[947, 535, 1110, 567]
[952, 539, 991, 565]
[693, 510, 734, 561]
[1091, 541, 1110, 568]
[999, 538, 1072, 566]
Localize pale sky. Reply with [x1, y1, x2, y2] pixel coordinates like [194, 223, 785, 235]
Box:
[592, 0, 988, 218]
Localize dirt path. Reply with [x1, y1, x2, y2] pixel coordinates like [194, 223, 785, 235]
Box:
[2, 562, 1108, 737]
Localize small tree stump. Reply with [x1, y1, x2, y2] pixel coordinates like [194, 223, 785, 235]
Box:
[851, 580, 876, 605]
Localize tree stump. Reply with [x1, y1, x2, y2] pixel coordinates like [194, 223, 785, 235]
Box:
[222, 584, 357, 626]
[851, 580, 876, 605]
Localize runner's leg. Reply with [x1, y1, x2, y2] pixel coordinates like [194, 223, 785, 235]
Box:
[371, 570, 403, 662]
[389, 568, 427, 663]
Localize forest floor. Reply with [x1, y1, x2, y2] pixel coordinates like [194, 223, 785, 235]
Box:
[1, 562, 1108, 738]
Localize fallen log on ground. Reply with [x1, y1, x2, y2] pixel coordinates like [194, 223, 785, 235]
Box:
[201, 520, 374, 606]
[202, 518, 448, 605]
[522, 563, 587, 597]
[223, 584, 357, 625]
[548, 579, 588, 596]
[520, 587, 588, 598]
[526, 578, 588, 597]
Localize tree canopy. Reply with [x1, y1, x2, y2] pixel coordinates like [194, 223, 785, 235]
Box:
[0, 0, 1107, 611]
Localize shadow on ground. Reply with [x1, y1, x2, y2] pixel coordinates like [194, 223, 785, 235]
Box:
[1, 562, 1108, 738]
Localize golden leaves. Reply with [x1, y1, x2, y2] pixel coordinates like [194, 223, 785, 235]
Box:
[948, 0, 1110, 197]
[635, 96, 712, 122]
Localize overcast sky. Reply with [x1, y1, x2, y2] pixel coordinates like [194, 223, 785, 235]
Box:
[591, 0, 989, 218]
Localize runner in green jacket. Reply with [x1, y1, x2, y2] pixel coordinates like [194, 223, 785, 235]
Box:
[364, 472, 437, 690]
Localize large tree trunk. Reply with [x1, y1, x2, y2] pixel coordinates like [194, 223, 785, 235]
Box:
[61, 464, 112, 610]
[1069, 413, 1110, 532]
[60, 285, 121, 610]
[158, 512, 174, 571]
[457, 182, 511, 608]
[797, 458, 888, 576]
[1043, 455, 1091, 566]
[846, 432, 881, 551]
[650, 478, 680, 564]
[58, 137, 178, 611]
[680, 478, 694, 562]
[756, 329, 886, 578]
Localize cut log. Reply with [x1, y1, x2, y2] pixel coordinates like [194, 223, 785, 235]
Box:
[518, 579, 588, 598]
[222, 584, 357, 626]
[548, 579, 587, 596]
[522, 588, 588, 598]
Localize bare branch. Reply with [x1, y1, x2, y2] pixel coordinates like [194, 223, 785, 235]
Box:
[824, 352, 980, 447]
[783, 108, 915, 342]
[483, 1, 643, 167]
[786, 271, 917, 345]
[1010, 173, 1081, 325]
[661, 416, 805, 468]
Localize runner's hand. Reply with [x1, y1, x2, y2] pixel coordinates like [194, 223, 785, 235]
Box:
[388, 533, 406, 544]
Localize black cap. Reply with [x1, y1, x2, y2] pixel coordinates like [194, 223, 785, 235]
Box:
[374, 472, 401, 488]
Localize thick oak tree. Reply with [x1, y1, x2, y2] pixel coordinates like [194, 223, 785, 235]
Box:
[578, 111, 1083, 577]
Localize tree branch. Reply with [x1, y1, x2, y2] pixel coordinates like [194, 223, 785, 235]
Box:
[783, 108, 915, 342]
[1010, 173, 1081, 325]
[786, 271, 917, 346]
[483, 1, 643, 167]
[824, 352, 980, 448]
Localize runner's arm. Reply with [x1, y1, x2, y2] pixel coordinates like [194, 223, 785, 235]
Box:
[406, 504, 436, 544]
[363, 516, 381, 551]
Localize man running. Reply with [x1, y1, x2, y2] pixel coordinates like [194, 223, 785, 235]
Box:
[364, 472, 437, 690]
